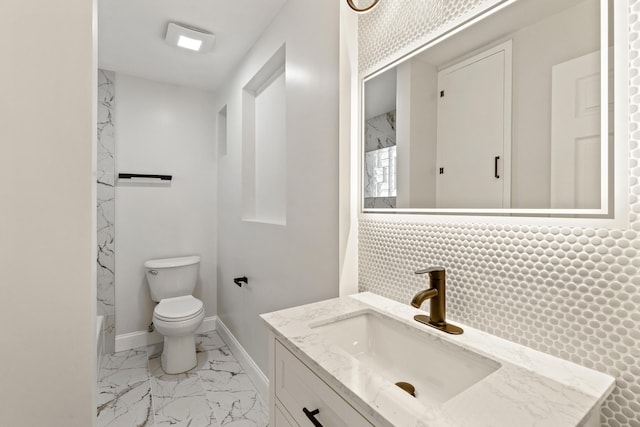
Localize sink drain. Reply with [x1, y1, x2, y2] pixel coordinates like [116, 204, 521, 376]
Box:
[395, 381, 416, 397]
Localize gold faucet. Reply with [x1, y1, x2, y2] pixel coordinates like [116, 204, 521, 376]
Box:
[411, 267, 463, 335]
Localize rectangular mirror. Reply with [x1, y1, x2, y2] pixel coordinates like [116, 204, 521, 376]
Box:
[362, 0, 615, 216]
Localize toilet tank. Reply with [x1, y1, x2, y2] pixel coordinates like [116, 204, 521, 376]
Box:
[144, 256, 200, 302]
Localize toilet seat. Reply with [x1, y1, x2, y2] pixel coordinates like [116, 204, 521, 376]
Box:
[154, 295, 204, 322]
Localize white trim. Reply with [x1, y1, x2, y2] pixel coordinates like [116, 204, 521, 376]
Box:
[115, 329, 162, 353]
[114, 316, 217, 353]
[197, 316, 217, 334]
[360, 211, 623, 229]
[216, 317, 269, 403]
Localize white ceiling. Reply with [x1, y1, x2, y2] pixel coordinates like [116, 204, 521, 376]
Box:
[98, 0, 288, 92]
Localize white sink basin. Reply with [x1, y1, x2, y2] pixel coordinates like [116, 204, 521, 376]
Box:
[263, 293, 616, 427]
[311, 310, 500, 405]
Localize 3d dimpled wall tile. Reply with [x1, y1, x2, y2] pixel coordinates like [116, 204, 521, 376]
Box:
[358, 1, 640, 426]
[358, 0, 490, 74]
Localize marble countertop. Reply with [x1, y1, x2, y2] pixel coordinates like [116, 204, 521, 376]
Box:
[261, 292, 615, 427]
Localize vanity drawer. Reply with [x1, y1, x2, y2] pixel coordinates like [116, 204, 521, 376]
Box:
[275, 340, 373, 427]
[274, 403, 296, 427]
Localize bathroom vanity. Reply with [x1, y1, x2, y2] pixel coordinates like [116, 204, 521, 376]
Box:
[261, 293, 615, 427]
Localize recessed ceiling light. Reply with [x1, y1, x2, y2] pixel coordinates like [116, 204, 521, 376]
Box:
[165, 22, 215, 54]
[177, 35, 203, 51]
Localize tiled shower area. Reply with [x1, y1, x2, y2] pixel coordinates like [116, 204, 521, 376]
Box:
[97, 331, 268, 427]
[97, 69, 116, 354]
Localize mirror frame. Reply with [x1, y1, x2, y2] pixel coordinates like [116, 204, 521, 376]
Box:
[359, 0, 629, 224]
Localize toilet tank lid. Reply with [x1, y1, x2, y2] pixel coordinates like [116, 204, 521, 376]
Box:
[144, 255, 200, 269]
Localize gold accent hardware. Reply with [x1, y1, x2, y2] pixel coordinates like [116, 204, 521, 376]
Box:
[395, 381, 416, 397]
[346, 0, 380, 13]
[414, 314, 463, 335]
[411, 266, 464, 335]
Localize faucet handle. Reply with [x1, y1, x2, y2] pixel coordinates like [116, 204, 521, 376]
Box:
[415, 266, 445, 275]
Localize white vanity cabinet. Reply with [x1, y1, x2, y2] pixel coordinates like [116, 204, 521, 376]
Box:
[271, 338, 374, 427]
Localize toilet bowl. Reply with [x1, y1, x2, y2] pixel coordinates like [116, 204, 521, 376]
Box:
[153, 295, 205, 374]
[144, 256, 204, 374]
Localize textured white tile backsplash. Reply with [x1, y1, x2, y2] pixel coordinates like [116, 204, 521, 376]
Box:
[357, 1, 640, 425]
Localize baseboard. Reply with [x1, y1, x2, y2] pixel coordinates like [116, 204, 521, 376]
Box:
[114, 316, 217, 353]
[216, 318, 269, 403]
[198, 316, 217, 334]
[115, 329, 163, 353]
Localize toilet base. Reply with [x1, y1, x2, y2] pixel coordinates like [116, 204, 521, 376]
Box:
[161, 334, 197, 374]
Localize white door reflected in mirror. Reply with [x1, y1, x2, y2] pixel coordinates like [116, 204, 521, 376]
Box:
[435, 42, 511, 209]
[551, 50, 612, 209]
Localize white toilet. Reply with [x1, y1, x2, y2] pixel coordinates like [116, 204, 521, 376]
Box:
[144, 255, 204, 374]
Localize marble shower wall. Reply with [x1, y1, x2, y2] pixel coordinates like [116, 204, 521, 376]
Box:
[364, 111, 396, 153]
[363, 111, 397, 208]
[357, 1, 640, 426]
[97, 69, 115, 354]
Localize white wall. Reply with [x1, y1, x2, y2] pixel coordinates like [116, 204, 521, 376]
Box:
[339, 0, 360, 296]
[216, 0, 339, 376]
[114, 73, 217, 336]
[0, 0, 96, 425]
[364, 67, 396, 119]
[254, 72, 287, 224]
[396, 59, 438, 208]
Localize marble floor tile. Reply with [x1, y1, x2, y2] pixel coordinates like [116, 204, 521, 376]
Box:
[199, 369, 268, 427]
[99, 350, 149, 385]
[151, 371, 216, 427]
[97, 350, 154, 427]
[196, 332, 227, 353]
[96, 331, 268, 427]
[196, 336, 268, 426]
[197, 346, 244, 374]
[97, 380, 154, 427]
[149, 350, 218, 426]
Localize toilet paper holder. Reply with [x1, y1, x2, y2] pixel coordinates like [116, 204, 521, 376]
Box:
[233, 276, 248, 287]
